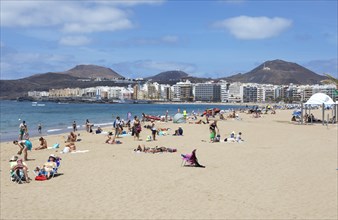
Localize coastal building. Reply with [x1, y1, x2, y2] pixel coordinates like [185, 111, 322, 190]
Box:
[312, 84, 337, 100]
[263, 85, 275, 103]
[133, 84, 139, 100]
[28, 91, 49, 98]
[49, 88, 80, 97]
[172, 80, 193, 102]
[159, 84, 172, 101]
[228, 82, 242, 103]
[194, 83, 221, 102]
[241, 84, 258, 103]
[220, 83, 229, 103]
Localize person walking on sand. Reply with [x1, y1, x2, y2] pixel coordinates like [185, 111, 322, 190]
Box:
[38, 123, 42, 134]
[151, 121, 157, 141]
[72, 121, 77, 132]
[165, 110, 168, 122]
[85, 119, 91, 132]
[19, 121, 26, 140]
[133, 116, 141, 141]
[113, 116, 121, 138]
[13, 139, 33, 161]
[183, 109, 187, 119]
[209, 120, 219, 143]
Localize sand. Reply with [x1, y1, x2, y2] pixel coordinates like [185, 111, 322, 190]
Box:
[1, 109, 337, 219]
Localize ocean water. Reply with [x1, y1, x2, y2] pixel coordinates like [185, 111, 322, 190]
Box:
[0, 100, 244, 142]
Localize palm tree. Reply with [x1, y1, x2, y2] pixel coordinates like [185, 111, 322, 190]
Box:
[321, 73, 338, 89]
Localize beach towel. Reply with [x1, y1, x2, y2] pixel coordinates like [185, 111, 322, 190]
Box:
[71, 150, 90, 154]
[35, 175, 47, 181]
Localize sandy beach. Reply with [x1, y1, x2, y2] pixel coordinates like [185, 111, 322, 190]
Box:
[1, 109, 337, 219]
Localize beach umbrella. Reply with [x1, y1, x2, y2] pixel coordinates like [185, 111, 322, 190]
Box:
[173, 113, 185, 123]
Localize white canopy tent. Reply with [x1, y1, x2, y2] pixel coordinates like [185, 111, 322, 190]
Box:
[301, 93, 337, 125]
[305, 93, 335, 105]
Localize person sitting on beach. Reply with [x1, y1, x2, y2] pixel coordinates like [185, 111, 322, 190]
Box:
[95, 126, 103, 134]
[236, 132, 244, 142]
[173, 126, 183, 136]
[13, 140, 32, 161]
[105, 135, 122, 144]
[213, 134, 221, 142]
[35, 154, 58, 179]
[34, 137, 48, 150]
[291, 115, 297, 122]
[10, 156, 31, 183]
[253, 112, 260, 118]
[66, 132, 77, 142]
[228, 111, 236, 118]
[224, 131, 236, 142]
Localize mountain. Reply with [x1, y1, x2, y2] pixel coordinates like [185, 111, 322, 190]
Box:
[62, 64, 124, 79]
[224, 59, 326, 85]
[145, 70, 189, 84]
[0, 65, 127, 99]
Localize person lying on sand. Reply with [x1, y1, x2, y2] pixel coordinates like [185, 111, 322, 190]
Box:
[105, 135, 122, 144]
[134, 145, 176, 153]
[61, 142, 76, 153]
[189, 119, 206, 124]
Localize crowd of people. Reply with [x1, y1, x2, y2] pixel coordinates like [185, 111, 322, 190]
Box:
[9, 107, 262, 183]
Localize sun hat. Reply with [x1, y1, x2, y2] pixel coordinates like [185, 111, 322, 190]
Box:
[49, 154, 57, 159]
[9, 155, 18, 162]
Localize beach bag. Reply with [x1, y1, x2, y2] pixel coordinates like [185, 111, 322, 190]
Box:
[35, 175, 47, 181]
[52, 143, 60, 149]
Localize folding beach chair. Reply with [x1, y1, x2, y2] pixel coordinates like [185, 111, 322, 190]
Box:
[10, 168, 25, 184]
[181, 149, 205, 168]
[34, 156, 62, 179]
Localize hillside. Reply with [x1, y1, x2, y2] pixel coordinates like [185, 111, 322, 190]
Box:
[145, 70, 189, 84]
[63, 64, 124, 79]
[0, 65, 127, 99]
[224, 59, 325, 85]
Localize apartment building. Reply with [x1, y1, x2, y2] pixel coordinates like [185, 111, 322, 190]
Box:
[194, 83, 221, 102]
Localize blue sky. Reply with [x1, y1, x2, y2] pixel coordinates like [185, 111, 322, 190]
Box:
[1, 0, 337, 80]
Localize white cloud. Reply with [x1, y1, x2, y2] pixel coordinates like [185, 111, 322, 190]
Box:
[111, 60, 197, 78]
[112, 35, 181, 47]
[161, 35, 179, 43]
[0, 44, 76, 79]
[0, 1, 136, 33]
[213, 16, 292, 40]
[93, 0, 165, 6]
[134, 60, 196, 73]
[59, 36, 92, 46]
